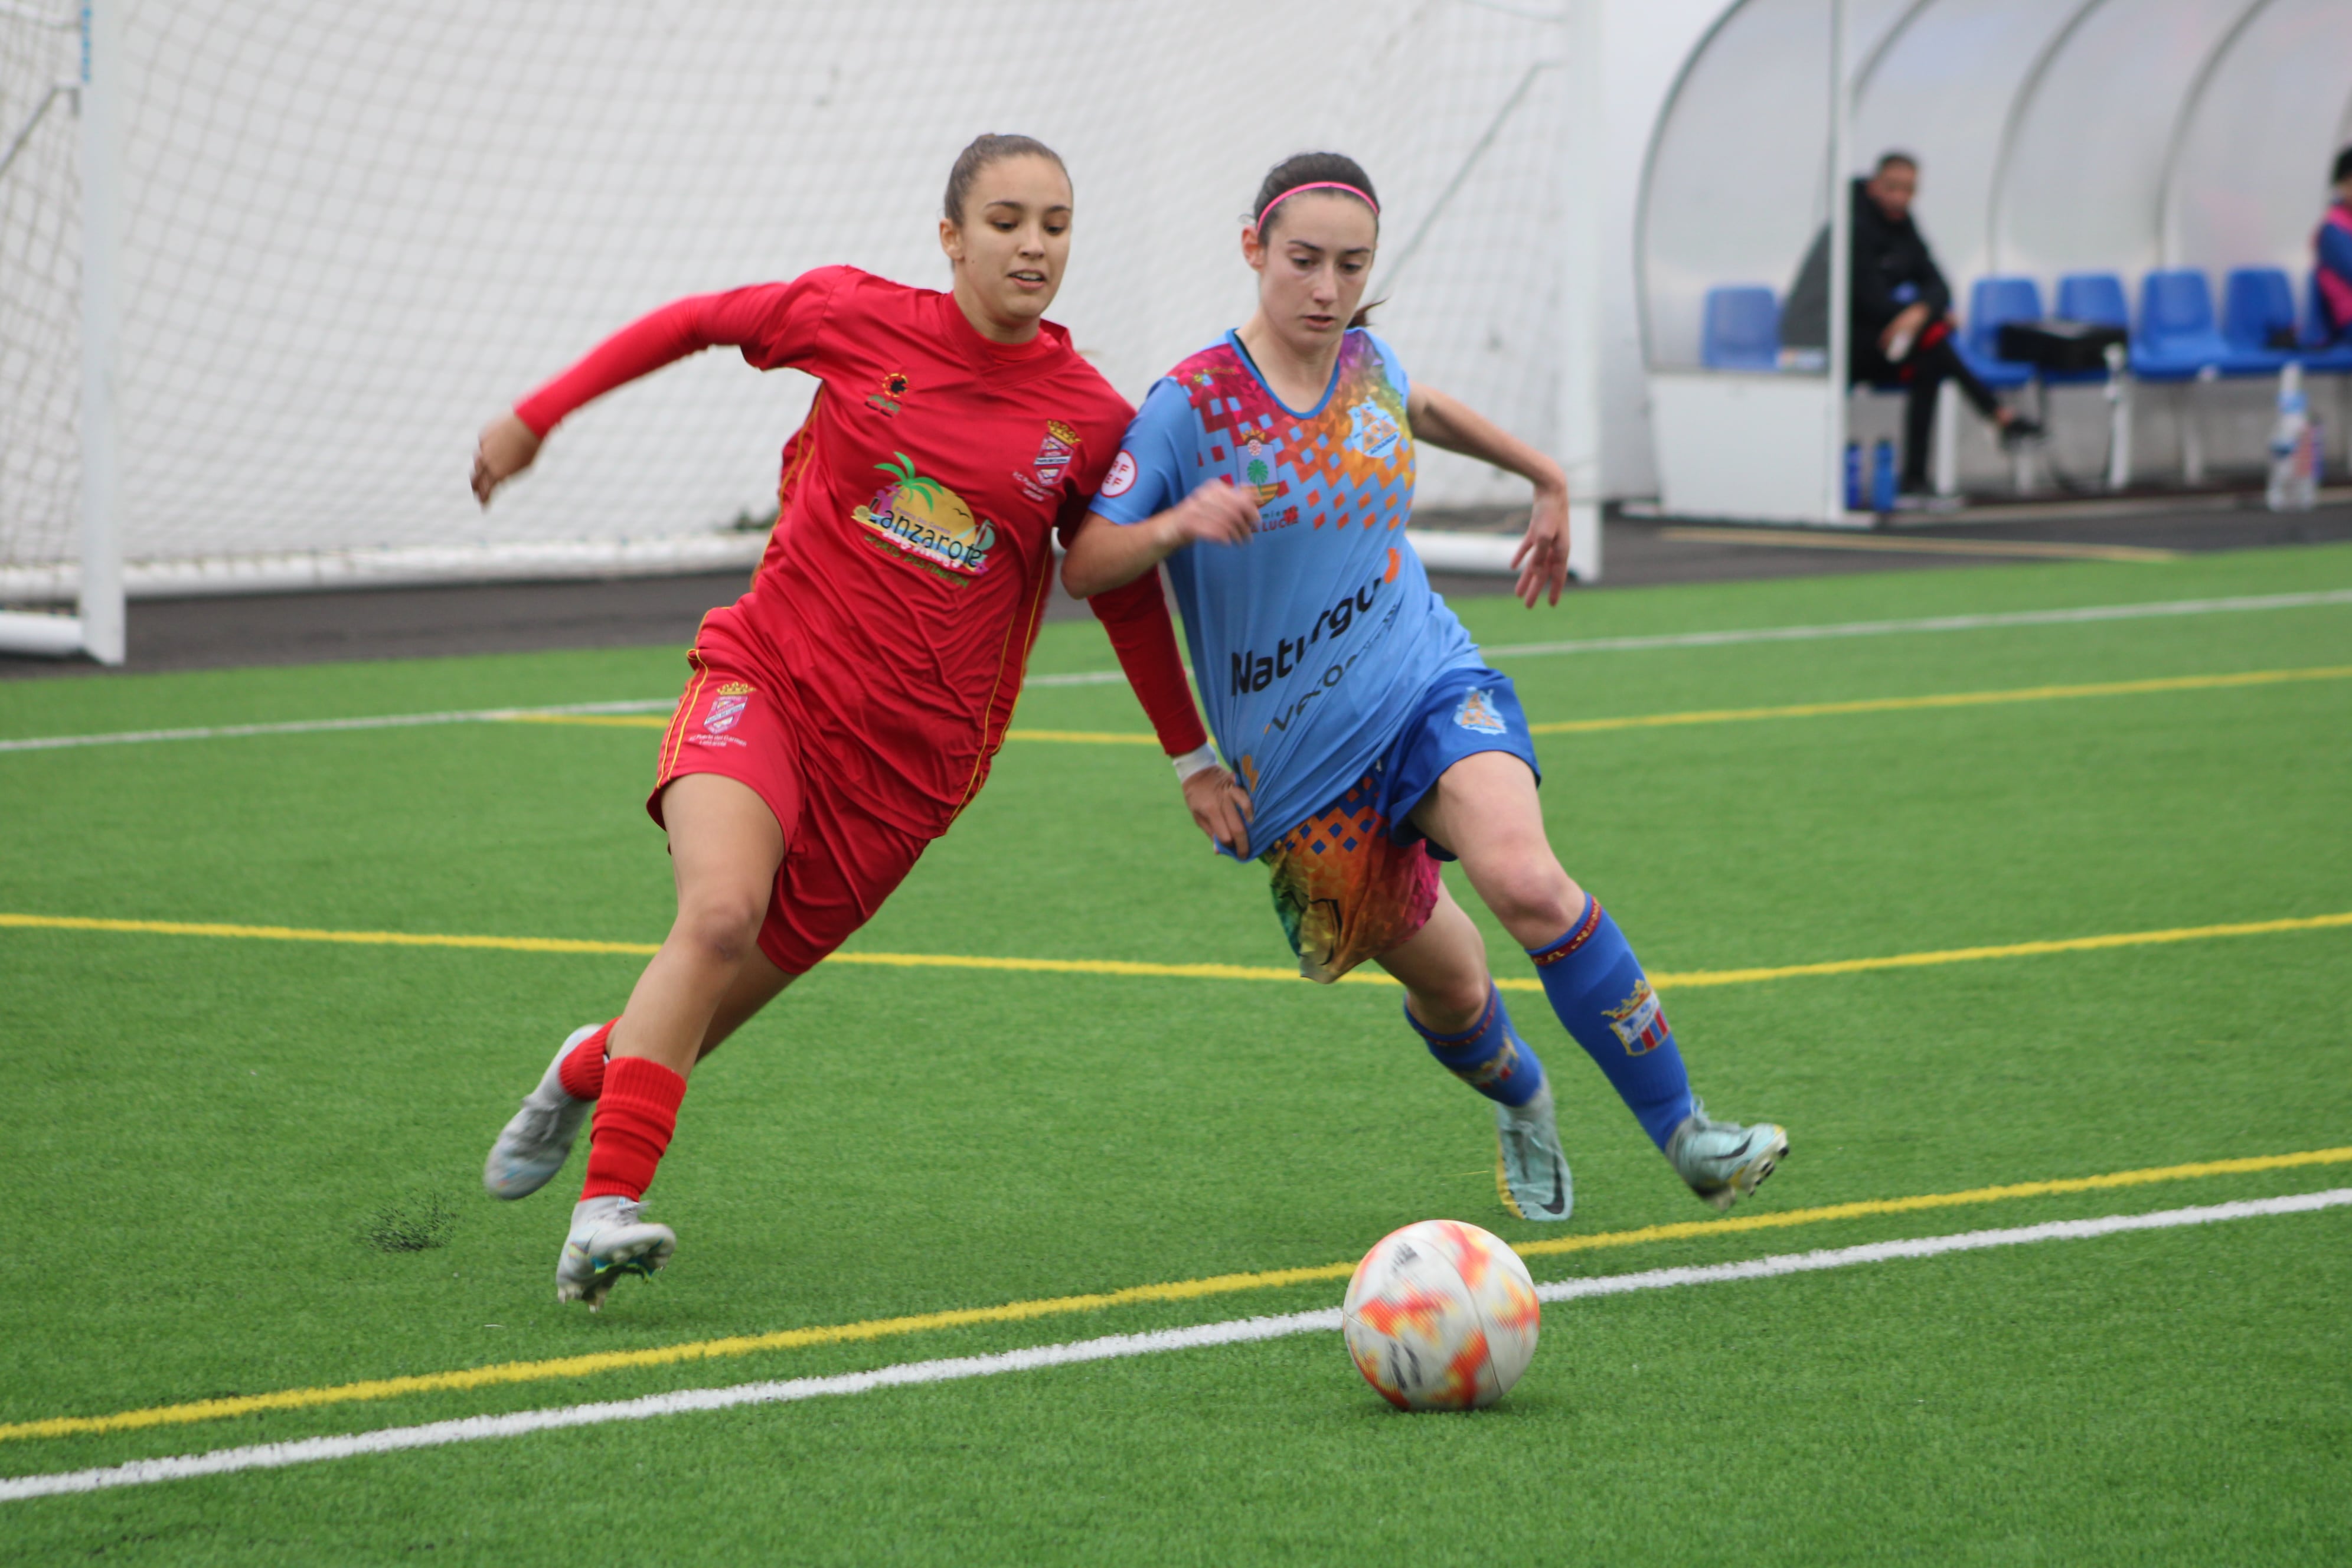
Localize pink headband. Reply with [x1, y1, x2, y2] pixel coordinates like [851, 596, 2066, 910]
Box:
[1255, 181, 1379, 226]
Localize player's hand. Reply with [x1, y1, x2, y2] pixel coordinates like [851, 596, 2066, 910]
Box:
[1182, 765, 1254, 858]
[472, 413, 542, 507]
[1164, 478, 1260, 550]
[1511, 481, 1571, 607]
[1879, 303, 1932, 355]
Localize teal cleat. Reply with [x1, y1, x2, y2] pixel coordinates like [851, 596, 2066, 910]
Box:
[1667, 1100, 1788, 1211]
[1493, 1084, 1574, 1222]
[556, 1195, 676, 1311]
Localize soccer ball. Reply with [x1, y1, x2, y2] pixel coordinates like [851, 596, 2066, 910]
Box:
[1342, 1219, 1540, 1410]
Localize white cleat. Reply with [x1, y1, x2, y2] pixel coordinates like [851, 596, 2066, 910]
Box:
[1667, 1099, 1789, 1211]
[482, 1023, 603, 1200]
[556, 1195, 676, 1312]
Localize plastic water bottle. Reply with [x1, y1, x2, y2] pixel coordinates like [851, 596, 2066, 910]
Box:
[2267, 363, 2314, 512]
[1870, 439, 1897, 512]
[1844, 442, 1862, 511]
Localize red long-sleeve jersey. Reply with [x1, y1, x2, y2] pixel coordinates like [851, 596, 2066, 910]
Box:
[515, 267, 1206, 837]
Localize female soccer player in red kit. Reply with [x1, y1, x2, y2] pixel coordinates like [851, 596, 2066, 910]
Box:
[471, 136, 1206, 1309]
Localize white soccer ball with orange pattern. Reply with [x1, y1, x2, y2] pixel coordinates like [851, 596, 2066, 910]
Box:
[1341, 1219, 1540, 1410]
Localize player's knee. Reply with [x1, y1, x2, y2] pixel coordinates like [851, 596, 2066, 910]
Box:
[674, 885, 768, 968]
[1479, 858, 1579, 941]
[1410, 971, 1492, 1032]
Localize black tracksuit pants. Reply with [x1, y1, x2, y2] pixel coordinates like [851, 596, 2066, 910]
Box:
[1854, 326, 2002, 489]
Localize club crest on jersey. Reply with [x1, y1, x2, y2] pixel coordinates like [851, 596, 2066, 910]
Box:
[1453, 688, 1507, 734]
[1015, 420, 1081, 501]
[1240, 438, 1289, 507]
[853, 451, 995, 581]
[866, 370, 911, 417]
[1605, 980, 1670, 1056]
[703, 694, 748, 735]
[1345, 399, 1403, 460]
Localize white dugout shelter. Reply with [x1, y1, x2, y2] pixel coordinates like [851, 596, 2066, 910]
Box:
[1644, 0, 2352, 523]
[3, 0, 2347, 661]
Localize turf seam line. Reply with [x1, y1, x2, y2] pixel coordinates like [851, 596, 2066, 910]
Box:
[3, 910, 2346, 997]
[3, 1145, 2341, 1447]
[5, 1190, 2343, 1502]
[5, 589, 2346, 753]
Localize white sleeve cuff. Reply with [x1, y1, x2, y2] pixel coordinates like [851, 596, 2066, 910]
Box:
[1171, 743, 1221, 783]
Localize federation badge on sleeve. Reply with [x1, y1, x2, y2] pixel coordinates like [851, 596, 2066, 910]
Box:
[1100, 448, 1138, 498]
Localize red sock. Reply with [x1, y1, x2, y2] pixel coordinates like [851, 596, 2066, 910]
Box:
[557, 1020, 617, 1100]
[580, 1056, 687, 1201]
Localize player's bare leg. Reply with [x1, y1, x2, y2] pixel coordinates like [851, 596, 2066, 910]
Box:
[1414, 752, 1786, 1208]
[1378, 886, 1572, 1221]
[555, 774, 789, 1307]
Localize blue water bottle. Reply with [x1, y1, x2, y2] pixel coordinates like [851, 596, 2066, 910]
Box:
[1870, 439, 1898, 512]
[1843, 442, 1862, 511]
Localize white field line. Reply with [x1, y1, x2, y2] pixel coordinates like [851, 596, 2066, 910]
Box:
[4, 1188, 2343, 1504]
[1023, 588, 2352, 685]
[5, 587, 2347, 750]
[0, 698, 675, 754]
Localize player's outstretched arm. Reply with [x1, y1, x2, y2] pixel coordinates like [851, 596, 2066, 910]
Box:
[1060, 481, 1259, 597]
[1406, 383, 1571, 608]
[472, 287, 803, 508]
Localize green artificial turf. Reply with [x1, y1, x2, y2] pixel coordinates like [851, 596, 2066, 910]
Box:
[2, 544, 2348, 1563]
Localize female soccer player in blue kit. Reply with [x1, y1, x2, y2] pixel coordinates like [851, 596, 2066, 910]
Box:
[1066, 153, 1787, 1220]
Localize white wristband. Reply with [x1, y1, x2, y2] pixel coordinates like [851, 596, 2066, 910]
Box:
[1171, 743, 1221, 783]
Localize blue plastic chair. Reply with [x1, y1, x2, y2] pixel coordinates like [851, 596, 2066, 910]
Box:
[2132, 269, 2240, 381]
[2052, 273, 2131, 384]
[2220, 267, 2297, 375]
[2299, 270, 2352, 373]
[1955, 276, 2039, 391]
[1701, 285, 1780, 371]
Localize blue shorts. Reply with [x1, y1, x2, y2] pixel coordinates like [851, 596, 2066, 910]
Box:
[1367, 664, 1539, 860]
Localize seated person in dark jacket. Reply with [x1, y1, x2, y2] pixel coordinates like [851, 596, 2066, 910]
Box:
[2313, 145, 2352, 342]
[1784, 152, 2036, 495]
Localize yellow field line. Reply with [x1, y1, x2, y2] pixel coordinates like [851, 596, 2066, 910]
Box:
[1525, 665, 2352, 736]
[1656, 526, 2181, 563]
[492, 664, 2352, 744]
[4, 1144, 2343, 1446]
[4, 911, 2348, 995]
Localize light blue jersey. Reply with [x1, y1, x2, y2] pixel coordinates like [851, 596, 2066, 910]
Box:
[1090, 330, 1478, 854]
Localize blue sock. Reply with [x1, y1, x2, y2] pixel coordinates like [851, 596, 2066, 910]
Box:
[1526, 896, 1694, 1150]
[1404, 985, 1546, 1109]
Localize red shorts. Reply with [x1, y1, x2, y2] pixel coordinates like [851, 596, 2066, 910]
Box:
[648, 648, 930, 976]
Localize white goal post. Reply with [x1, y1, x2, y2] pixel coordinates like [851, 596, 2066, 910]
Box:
[0, 1, 1605, 662]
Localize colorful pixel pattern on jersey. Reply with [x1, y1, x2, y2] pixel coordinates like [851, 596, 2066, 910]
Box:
[1093, 329, 1478, 853]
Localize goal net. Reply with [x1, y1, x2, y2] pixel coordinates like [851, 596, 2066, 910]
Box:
[1, 0, 1583, 652]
